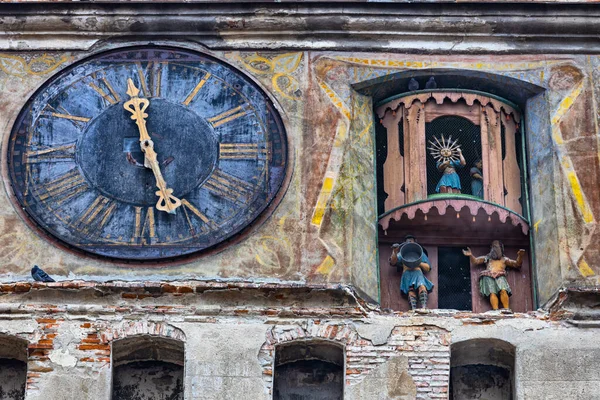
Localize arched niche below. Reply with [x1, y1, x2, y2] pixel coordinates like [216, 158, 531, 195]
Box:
[450, 339, 515, 400]
[273, 341, 344, 400]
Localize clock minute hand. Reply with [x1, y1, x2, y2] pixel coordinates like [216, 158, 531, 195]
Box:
[124, 79, 181, 214]
[142, 139, 182, 215]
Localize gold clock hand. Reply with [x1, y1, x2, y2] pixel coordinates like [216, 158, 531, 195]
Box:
[142, 139, 182, 214]
[124, 79, 181, 214]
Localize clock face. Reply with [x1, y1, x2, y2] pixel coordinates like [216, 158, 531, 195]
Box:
[8, 47, 288, 260]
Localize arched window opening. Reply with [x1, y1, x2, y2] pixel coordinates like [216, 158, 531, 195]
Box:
[426, 115, 482, 197]
[0, 335, 27, 400]
[273, 341, 344, 400]
[450, 339, 515, 400]
[377, 90, 532, 312]
[111, 336, 184, 400]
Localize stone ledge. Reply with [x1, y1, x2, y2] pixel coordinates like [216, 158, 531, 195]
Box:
[1, 3, 600, 52]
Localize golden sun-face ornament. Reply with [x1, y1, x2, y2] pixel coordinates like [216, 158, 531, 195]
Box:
[428, 134, 462, 164]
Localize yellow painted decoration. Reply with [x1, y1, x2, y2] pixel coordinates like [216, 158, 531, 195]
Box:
[318, 81, 351, 120]
[0, 53, 72, 78]
[234, 52, 303, 101]
[311, 177, 334, 227]
[533, 219, 542, 233]
[568, 172, 594, 224]
[316, 255, 335, 275]
[578, 258, 595, 277]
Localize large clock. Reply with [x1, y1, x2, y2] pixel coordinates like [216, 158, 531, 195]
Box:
[7, 47, 288, 261]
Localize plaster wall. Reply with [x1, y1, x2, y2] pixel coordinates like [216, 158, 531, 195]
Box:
[0, 301, 599, 399]
[0, 47, 598, 304]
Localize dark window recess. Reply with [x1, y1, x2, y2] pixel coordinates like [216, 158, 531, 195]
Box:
[273, 342, 344, 400]
[426, 116, 481, 196]
[375, 113, 387, 215]
[112, 361, 183, 400]
[111, 336, 184, 400]
[437, 247, 472, 310]
[0, 358, 26, 400]
[450, 365, 512, 400]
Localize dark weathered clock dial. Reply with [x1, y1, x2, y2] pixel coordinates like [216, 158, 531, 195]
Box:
[8, 47, 287, 260]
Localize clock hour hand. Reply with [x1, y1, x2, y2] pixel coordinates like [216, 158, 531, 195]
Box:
[123, 79, 181, 214]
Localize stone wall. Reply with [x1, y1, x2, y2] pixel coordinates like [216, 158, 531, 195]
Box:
[0, 285, 597, 399]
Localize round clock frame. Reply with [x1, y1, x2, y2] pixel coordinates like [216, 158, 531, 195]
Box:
[6, 46, 290, 262]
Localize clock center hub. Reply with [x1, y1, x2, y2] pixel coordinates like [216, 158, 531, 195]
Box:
[77, 99, 218, 205]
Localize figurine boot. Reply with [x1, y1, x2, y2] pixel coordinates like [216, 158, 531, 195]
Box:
[408, 292, 418, 310]
[419, 291, 428, 309]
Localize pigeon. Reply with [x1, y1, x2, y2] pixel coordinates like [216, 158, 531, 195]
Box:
[425, 76, 437, 89]
[31, 265, 55, 282]
[408, 78, 419, 91]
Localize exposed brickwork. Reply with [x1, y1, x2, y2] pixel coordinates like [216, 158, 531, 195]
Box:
[27, 317, 63, 390]
[258, 321, 451, 397]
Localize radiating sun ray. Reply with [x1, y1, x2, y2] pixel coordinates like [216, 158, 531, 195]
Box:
[429, 134, 461, 164]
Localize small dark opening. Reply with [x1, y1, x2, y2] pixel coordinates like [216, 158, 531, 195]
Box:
[112, 361, 183, 400]
[437, 247, 472, 310]
[0, 358, 26, 400]
[273, 342, 344, 400]
[450, 365, 512, 400]
[426, 115, 481, 196]
[111, 336, 184, 400]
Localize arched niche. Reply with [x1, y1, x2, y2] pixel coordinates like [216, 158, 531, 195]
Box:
[111, 335, 184, 400]
[0, 334, 27, 400]
[450, 338, 516, 400]
[377, 91, 523, 215]
[273, 340, 344, 400]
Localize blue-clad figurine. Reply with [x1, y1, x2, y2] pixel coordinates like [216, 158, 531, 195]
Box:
[470, 159, 484, 198]
[435, 147, 466, 193]
[31, 265, 55, 282]
[389, 235, 434, 310]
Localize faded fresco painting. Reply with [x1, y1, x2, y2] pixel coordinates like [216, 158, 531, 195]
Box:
[0, 48, 598, 305]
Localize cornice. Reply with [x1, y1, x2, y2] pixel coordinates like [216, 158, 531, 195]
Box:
[0, 3, 599, 53]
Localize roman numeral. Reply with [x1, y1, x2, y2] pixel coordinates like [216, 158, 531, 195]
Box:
[181, 199, 218, 236]
[207, 104, 248, 128]
[88, 73, 121, 105]
[203, 169, 256, 204]
[35, 169, 88, 206]
[72, 195, 117, 237]
[132, 207, 157, 244]
[43, 105, 90, 129]
[135, 61, 164, 98]
[25, 143, 76, 163]
[219, 143, 269, 160]
[182, 72, 212, 106]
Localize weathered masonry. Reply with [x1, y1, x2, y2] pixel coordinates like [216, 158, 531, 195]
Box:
[0, 2, 600, 400]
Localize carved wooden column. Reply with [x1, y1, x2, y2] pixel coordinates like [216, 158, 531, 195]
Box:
[403, 101, 427, 203]
[382, 108, 404, 211]
[480, 104, 504, 206]
[502, 110, 522, 214]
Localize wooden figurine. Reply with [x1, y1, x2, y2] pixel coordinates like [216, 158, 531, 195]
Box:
[428, 135, 466, 193]
[390, 235, 434, 310]
[463, 241, 526, 310]
[470, 159, 483, 198]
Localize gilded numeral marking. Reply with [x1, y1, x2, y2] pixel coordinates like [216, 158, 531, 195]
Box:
[181, 199, 217, 236]
[35, 169, 88, 205]
[204, 168, 256, 204]
[135, 61, 152, 98]
[219, 143, 268, 160]
[43, 105, 90, 129]
[207, 104, 248, 128]
[182, 72, 212, 106]
[135, 61, 164, 98]
[132, 207, 156, 244]
[88, 73, 121, 105]
[25, 143, 76, 163]
[73, 195, 116, 236]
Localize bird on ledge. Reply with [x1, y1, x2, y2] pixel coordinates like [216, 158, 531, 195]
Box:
[31, 265, 55, 282]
